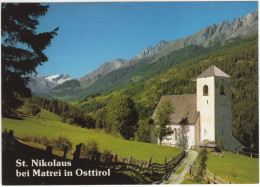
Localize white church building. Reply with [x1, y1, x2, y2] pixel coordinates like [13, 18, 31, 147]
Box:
[150, 65, 243, 151]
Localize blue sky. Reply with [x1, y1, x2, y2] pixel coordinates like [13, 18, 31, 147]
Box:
[36, 1, 258, 79]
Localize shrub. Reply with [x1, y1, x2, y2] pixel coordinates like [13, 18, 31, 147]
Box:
[198, 148, 208, 177]
[51, 135, 72, 151]
[21, 134, 34, 142]
[218, 136, 224, 151]
[81, 139, 99, 159]
[66, 118, 75, 125]
[22, 103, 41, 116]
[101, 149, 112, 162]
[41, 136, 50, 146]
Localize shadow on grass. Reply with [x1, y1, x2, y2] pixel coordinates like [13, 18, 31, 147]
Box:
[2, 137, 136, 185]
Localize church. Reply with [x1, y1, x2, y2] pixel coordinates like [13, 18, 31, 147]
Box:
[150, 65, 243, 151]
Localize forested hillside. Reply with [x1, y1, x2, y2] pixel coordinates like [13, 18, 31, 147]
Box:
[77, 35, 258, 150]
[29, 35, 258, 151]
[46, 45, 211, 100]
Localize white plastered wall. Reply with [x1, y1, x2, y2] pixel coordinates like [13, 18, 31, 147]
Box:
[197, 77, 215, 142]
[160, 124, 195, 149]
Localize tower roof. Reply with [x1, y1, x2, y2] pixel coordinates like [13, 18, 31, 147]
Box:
[197, 65, 230, 78]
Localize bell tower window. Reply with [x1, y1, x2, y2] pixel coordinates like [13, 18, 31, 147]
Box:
[203, 85, 208, 96]
[220, 85, 225, 95]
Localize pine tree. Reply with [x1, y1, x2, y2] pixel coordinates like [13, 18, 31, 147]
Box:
[1, 3, 58, 113]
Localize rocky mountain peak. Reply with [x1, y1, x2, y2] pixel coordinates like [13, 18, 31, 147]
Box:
[27, 73, 72, 95]
[135, 40, 171, 59]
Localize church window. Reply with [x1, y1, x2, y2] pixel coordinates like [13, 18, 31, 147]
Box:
[203, 85, 208, 96]
[220, 85, 225, 95]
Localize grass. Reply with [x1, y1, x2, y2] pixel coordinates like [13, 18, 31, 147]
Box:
[174, 162, 187, 175]
[206, 151, 259, 184]
[37, 109, 63, 122]
[2, 114, 181, 164]
[181, 174, 205, 184]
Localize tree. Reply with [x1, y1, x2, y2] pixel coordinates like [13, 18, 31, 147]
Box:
[1, 3, 58, 114]
[83, 114, 95, 129]
[135, 118, 150, 143]
[177, 120, 190, 150]
[21, 100, 41, 116]
[106, 95, 138, 139]
[198, 148, 208, 177]
[154, 99, 174, 144]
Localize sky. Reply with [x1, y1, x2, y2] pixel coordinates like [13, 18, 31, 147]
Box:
[35, 1, 258, 79]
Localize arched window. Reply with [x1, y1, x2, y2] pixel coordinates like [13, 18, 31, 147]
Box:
[203, 85, 208, 96]
[220, 85, 225, 95]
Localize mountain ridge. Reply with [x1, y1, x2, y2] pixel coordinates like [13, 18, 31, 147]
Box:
[27, 74, 72, 95]
[45, 10, 258, 100]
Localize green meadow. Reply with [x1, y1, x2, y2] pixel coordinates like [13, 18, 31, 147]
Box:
[2, 112, 181, 164]
[37, 109, 63, 122]
[206, 151, 259, 184]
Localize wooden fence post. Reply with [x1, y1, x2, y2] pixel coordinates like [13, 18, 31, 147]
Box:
[189, 164, 192, 175]
[63, 146, 68, 158]
[251, 152, 253, 158]
[140, 161, 144, 172]
[46, 146, 53, 154]
[129, 156, 132, 171]
[148, 156, 152, 173]
[122, 158, 125, 173]
[8, 130, 14, 137]
[114, 154, 117, 169]
[73, 143, 82, 160]
[165, 156, 167, 173]
[96, 152, 101, 163]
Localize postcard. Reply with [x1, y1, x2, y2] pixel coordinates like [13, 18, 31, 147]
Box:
[1, 1, 259, 185]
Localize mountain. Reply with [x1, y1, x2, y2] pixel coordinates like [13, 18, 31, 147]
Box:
[134, 40, 172, 59]
[157, 10, 258, 58]
[46, 11, 258, 100]
[27, 74, 72, 95]
[78, 58, 127, 88]
[134, 11, 258, 59]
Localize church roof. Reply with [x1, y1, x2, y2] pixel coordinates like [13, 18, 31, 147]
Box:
[151, 94, 199, 125]
[197, 65, 230, 78]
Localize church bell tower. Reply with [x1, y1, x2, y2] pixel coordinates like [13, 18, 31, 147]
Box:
[196, 65, 233, 149]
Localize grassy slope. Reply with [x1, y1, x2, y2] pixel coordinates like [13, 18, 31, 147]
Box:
[2, 114, 181, 164]
[206, 151, 259, 184]
[37, 109, 63, 122]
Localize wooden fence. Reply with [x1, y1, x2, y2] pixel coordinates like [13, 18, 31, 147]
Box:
[100, 150, 187, 183]
[205, 168, 230, 184]
[237, 150, 259, 158]
[188, 161, 229, 184]
[3, 130, 187, 183]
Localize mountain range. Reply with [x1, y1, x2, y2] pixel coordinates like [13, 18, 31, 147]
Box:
[28, 11, 257, 99]
[27, 74, 72, 95]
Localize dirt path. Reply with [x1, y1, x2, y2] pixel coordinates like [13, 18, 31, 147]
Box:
[162, 150, 198, 184]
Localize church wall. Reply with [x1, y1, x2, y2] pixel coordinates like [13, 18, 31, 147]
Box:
[195, 115, 200, 144]
[214, 76, 243, 151]
[197, 77, 215, 142]
[160, 124, 195, 148]
[214, 76, 232, 148]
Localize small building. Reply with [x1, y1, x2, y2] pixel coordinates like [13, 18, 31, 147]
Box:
[150, 65, 243, 151]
